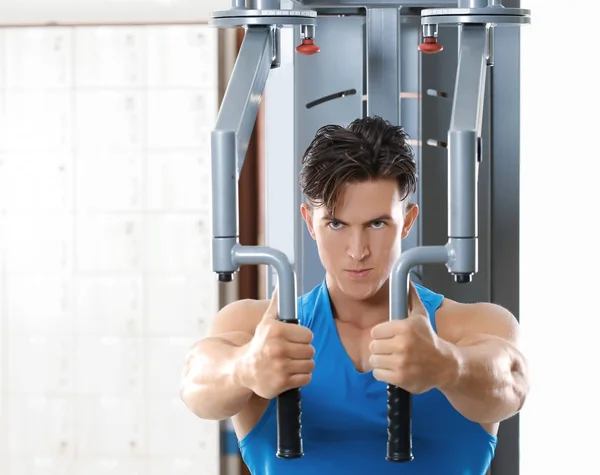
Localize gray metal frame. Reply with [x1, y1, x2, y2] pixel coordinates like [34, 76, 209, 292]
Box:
[209, 0, 528, 472]
[265, 8, 522, 475]
[488, 21, 522, 475]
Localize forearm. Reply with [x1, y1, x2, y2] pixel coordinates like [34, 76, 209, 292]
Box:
[180, 335, 254, 420]
[439, 334, 529, 424]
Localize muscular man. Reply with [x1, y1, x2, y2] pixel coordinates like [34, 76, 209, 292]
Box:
[181, 116, 530, 474]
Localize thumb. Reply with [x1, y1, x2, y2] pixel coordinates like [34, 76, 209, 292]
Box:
[263, 286, 280, 320]
[407, 282, 427, 318]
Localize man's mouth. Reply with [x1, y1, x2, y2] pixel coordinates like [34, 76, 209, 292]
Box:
[346, 269, 372, 277]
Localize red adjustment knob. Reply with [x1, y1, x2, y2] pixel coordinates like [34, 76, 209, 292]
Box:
[296, 38, 320, 55]
[418, 37, 443, 54]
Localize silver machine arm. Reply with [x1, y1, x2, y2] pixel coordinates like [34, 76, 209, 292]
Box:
[209, 0, 530, 464]
[388, 2, 529, 462]
[210, 0, 317, 460]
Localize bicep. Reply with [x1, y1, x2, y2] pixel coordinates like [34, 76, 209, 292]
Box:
[436, 299, 521, 347]
[204, 298, 268, 346]
[181, 300, 267, 386]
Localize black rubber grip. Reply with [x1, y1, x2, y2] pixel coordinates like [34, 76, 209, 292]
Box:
[275, 318, 303, 459]
[386, 384, 413, 462]
[276, 387, 303, 458]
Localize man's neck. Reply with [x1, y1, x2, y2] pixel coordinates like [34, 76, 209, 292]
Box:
[325, 275, 390, 329]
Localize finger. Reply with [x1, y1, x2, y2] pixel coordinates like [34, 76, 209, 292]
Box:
[369, 354, 397, 371]
[283, 324, 314, 344]
[372, 368, 396, 384]
[371, 321, 398, 340]
[263, 286, 279, 319]
[282, 373, 313, 391]
[407, 281, 428, 317]
[283, 358, 315, 374]
[284, 342, 315, 360]
[369, 337, 400, 356]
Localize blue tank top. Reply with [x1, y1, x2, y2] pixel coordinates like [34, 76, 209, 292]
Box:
[238, 281, 497, 474]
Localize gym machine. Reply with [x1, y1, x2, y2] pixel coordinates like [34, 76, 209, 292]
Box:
[209, 0, 530, 470]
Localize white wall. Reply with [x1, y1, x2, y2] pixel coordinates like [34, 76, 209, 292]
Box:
[0, 0, 233, 26]
[0, 23, 223, 475]
[519, 1, 600, 473]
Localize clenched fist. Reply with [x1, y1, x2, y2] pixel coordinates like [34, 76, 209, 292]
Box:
[238, 288, 315, 399]
[369, 282, 455, 394]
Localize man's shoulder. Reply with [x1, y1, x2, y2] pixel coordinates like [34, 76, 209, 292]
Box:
[224, 297, 270, 316]
[435, 295, 519, 345]
[207, 298, 270, 337]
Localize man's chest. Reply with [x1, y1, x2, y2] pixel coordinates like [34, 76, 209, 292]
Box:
[334, 321, 374, 373]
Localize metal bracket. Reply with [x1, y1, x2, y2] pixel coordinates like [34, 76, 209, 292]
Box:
[213, 26, 276, 180]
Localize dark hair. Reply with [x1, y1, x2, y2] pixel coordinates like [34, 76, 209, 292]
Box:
[299, 116, 418, 214]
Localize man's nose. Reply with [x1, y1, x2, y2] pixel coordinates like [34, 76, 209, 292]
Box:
[347, 231, 369, 261]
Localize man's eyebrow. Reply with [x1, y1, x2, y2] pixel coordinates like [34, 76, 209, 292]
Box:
[369, 214, 393, 222]
[321, 214, 393, 225]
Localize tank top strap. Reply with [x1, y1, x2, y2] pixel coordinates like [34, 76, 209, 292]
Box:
[413, 282, 445, 333]
[297, 281, 331, 332]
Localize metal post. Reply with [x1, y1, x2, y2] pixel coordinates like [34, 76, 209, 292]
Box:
[366, 7, 402, 125]
[212, 130, 239, 280]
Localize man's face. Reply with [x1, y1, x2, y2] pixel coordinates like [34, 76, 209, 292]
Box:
[301, 178, 418, 301]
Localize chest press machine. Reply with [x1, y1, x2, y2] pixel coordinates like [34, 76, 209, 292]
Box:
[209, 0, 530, 468]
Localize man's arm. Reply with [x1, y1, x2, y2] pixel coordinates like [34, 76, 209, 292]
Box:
[180, 299, 267, 421]
[435, 300, 530, 425]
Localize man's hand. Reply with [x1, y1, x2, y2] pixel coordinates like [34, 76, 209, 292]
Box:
[236, 287, 316, 400]
[369, 283, 456, 394]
